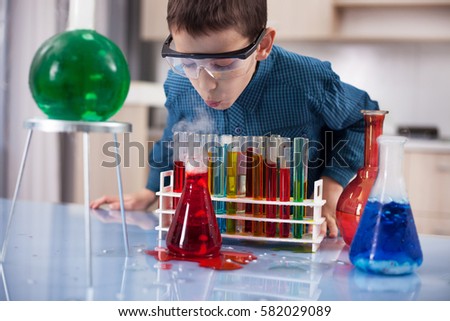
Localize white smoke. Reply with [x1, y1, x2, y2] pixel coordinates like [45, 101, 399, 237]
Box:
[171, 108, 215, 173]
[172, 108, 215, 134]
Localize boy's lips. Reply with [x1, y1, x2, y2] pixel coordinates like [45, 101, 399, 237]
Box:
[205, 100, 221, 108]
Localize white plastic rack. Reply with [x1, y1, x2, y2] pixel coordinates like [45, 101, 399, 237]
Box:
[155, 170, 327, 252]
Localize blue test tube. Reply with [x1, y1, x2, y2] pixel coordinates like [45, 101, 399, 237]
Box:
[208, 134, 227, 233]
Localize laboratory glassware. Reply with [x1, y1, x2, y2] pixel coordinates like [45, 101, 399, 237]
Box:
[336, 110, 388, 245]
[349, 135, 423, 275]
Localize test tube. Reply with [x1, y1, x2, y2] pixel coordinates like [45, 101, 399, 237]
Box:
[173, 131, 188, 208]
[207, 134, 215, 193]
[226, 136, 241, 234]
[243, 136, 254, 234]
[235, 136, 247, 200]
[293, 137, 309, 238]
[252, 136, 265, 236]
[186, 132, 206, 175]
[265, 136, 279, 237]
[235, 136, 247, 232]
[278, 137, 291, 238]
[213, 134, 229, 233]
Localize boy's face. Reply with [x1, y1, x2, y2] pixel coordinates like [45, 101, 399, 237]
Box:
[171, 28, 259, 110]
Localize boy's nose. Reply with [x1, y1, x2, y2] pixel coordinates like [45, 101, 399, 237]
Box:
[197, 67, 217, 91]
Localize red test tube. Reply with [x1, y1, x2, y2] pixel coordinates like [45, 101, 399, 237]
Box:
[265, 136, 279, 237]
[173, 131, 188, 208]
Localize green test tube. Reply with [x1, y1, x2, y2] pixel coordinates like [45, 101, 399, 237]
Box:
[293, 137, 309, 238]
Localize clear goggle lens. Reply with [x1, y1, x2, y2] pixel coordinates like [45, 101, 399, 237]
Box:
[165, 56, 254, 80]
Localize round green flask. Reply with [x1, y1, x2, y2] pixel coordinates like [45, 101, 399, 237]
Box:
[29, 29, 130, 121]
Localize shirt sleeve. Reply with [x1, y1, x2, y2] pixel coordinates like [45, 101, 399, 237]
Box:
[319, 66, 380, 187]
[145, 81, 181, 193]
[145, 125, 174, 193]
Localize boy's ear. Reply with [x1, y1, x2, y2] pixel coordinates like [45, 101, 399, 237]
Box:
[256, 27, 276, 61]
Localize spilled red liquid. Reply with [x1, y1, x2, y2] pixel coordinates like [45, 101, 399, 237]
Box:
[146, 248, 257, 270]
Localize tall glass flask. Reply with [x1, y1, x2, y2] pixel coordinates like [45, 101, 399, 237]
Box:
[336, 110, 388, 245]
[349, 136, 423, 275]
[166, 138, 222, 258]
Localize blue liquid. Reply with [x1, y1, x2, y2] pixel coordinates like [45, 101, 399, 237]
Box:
[349, 200, 423, 275]
[214, 201, 226, 233]
[213, 144, 226, 233]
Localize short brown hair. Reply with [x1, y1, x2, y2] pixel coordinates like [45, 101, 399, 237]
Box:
[167, 0, 267, 39]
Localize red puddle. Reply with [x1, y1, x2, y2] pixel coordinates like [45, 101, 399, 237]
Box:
[146, 247, 257, 270]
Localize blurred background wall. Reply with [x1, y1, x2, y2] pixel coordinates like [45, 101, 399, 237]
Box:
[1, 1, 449, 235]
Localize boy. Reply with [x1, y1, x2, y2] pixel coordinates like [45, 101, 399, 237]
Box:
[91, 0, 379, 238]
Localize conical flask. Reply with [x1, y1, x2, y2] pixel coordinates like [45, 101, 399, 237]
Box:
[166, 135, 222, 258]
[336, 110, 388, 245]
[349, 135, 423, 275]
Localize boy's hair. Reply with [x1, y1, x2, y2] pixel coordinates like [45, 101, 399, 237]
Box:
[167, 0, 267, 39]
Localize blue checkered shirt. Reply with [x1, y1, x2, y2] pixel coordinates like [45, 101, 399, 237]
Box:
[146, 45, 379, 195]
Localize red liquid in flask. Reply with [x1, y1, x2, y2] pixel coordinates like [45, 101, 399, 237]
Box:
[166, 169, 222, 258]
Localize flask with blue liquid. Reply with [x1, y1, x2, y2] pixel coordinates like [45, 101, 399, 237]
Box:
[349, 135, 423, 275]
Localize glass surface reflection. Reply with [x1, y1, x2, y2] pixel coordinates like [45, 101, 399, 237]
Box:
[0, 263, 9, 300]
[91, 208, 157, 231]
[0, 199, 449, 301]
[349, 269, 422, 300]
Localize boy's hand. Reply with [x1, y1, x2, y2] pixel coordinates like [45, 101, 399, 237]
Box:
[320, 176, 343, 238]
[90, 188, 156, 211]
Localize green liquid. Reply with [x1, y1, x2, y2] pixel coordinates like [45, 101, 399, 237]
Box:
[293, 137, 308, 238]
[29, 29, 130, 121]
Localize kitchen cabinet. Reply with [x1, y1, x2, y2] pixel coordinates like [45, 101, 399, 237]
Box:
[139, 0, 335, 41]
[140, 0, 450, 42]
[140, 0, 169, 41]
[334, 0, 450, 41]
[335, 0, 450, 6]
[267, 0, 335, 40]
[404, 149, 450, 235]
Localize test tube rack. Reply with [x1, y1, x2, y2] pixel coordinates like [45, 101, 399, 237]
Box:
[155, 170, 327, 252]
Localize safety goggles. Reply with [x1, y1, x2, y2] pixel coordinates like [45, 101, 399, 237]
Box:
[161, 29, 266, 80]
